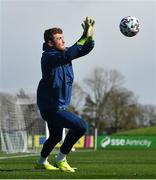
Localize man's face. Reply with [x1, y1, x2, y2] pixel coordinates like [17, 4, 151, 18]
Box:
[52, 33, 65, 51]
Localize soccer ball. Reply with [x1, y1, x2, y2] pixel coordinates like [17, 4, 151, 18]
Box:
[119, 16, 140, 37]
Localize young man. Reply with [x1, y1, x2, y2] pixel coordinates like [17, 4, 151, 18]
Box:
[35, 17, 95, 172]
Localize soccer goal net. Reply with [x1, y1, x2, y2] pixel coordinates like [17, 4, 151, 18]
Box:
[0, 92, 45, 153]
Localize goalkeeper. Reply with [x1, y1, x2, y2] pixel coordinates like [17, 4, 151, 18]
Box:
[35, 17, 95, 172]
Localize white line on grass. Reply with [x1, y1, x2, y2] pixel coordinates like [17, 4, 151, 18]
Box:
[0, 149, 94, 160]
[0, 153, 39, 160]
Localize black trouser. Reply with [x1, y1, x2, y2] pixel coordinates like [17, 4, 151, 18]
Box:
[40, 110, 87, 158]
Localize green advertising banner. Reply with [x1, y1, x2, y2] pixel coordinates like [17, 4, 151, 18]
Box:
[97, 135, 156, 149]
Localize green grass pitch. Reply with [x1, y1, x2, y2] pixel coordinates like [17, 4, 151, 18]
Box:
[0, 149, 156, 179]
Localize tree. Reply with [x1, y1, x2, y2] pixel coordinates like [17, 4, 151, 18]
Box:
[16, 88, 29, 98]
[137, 104, 156, 127]
[70, 82, 86, 112]
[103, 88, 140, 132]
[83, 67, 125, 134]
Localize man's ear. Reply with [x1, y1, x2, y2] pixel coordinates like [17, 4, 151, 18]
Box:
[47, 40, 54, 47]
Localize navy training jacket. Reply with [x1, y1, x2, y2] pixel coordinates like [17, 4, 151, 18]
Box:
[37, 40, 94, 112]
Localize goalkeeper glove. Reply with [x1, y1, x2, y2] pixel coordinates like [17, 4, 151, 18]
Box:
[82, 17, 95, 39]
[77, 17, 95, 46]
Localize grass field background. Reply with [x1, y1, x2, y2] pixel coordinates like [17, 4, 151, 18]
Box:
[115, 125, 156, 135]
[0, 149, 156, 179]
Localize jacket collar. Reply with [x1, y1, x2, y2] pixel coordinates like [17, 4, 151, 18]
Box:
[42, 43, 54, 51]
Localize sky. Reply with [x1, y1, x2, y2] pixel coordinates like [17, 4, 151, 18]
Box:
[0, 0, 156, 105]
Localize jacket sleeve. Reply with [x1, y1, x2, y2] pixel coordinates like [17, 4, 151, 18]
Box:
[47, 40, 95, 67]
[78, 40, 95, 57]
